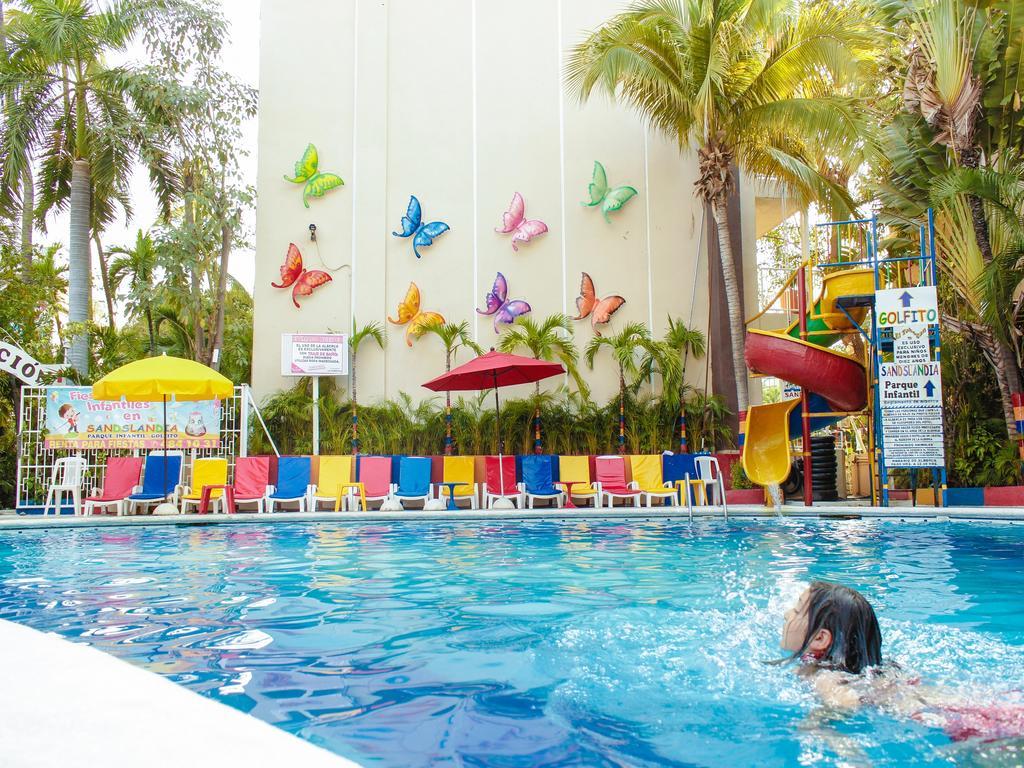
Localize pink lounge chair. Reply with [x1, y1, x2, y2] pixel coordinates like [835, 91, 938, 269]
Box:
[483, 456, 522, 508]
[596, 455, 640, 508]
[358, 456, 394, 509]
[232, 456, 272, 513]
[83, 457, 144, 516]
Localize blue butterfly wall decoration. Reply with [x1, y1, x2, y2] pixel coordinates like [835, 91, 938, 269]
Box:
[392, 195, 450, 258]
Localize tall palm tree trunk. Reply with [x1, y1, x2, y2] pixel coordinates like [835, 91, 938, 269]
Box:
[145, 306, 156, 354]
[93, 233, 115, 329]
[20, 165, 33, 271]
[679, 381, 688, 452]
[710, 197, 749, 415]
[67, 159, 91, 374]
[209, 223, 231, 370]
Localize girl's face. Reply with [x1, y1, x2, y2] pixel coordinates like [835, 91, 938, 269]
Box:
[781, 588, 811, 652]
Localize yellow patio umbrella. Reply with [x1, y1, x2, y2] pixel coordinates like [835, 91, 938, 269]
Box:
[93, 355, 234, 492]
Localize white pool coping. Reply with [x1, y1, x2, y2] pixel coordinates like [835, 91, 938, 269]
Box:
[1, 503, 1023, 529]
[0, 619, 358, 768]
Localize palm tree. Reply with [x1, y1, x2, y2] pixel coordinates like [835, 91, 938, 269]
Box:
[0, 0, 195, 373]
[566, 0, 875, 418]
[586, 321, 674, 454]
[109, 230, 159, 353]
[895, 0, 1024, 437]
[498, 314, 588, 453]
[658, 317, 706, 452]
[349, 318, 386, 454]
[419, 319, 482, 454]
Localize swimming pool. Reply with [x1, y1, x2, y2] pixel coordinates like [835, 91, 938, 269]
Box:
[0, 518, 1021, 766]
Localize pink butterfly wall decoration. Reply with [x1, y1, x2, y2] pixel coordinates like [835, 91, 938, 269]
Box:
[477, 272, 532, 332]
[495, 192, 548, 252]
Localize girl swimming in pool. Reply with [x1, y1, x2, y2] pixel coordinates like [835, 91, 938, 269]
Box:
[781, 581, 1024, 741]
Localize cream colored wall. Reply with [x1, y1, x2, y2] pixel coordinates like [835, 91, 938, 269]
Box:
[253, 0, 755, 407]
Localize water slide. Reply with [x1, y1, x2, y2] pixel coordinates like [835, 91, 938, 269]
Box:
[741, 268, 875, 487]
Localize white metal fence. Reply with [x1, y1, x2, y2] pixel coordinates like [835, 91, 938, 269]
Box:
[15, 385, 251, 512]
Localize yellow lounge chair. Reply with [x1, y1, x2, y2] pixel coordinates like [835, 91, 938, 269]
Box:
[438, 456, 478, 508]
[179, 457, 228, 513]
[311, 456, 354, 511]
[630, 455, 677, 508]
[557, 456, 601, 508]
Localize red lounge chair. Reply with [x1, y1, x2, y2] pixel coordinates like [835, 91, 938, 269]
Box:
[232, 456, 272, 513]
[483, 456, 521, 508]
[596, 455, 640, 508]
[83, 457, 144, 516]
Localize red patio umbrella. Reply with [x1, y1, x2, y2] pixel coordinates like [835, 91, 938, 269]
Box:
[423, 350, 564, 499]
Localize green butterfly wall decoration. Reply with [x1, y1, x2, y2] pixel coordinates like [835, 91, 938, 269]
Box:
[283, 143, 345, 208]
[582, 161, 637, 222]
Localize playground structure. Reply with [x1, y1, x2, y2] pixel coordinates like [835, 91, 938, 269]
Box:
[742, 212, 947, 507]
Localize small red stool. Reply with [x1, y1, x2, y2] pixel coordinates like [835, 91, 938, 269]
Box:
[199, 484, 235, 514]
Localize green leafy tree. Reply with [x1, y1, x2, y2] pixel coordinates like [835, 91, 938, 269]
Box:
[349, 317, 386, 454]
[498, 314, 587, 452]
[109, 229, 159, 353]
[566, 0, 876, 416]
[0, 0, 225, 372]
[586, 321, 674, 454]
[657, 317, 706, 451]
[419, 319, 481, 454]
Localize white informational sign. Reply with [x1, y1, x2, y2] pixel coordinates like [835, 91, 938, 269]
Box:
[782, 382, 802, 400]
[0, 341, 43, 385]
[281, 333, 348, 376]
[875, 286, 938, 328]
[879, 361, 945, 468]
[893, 324, 931, 365]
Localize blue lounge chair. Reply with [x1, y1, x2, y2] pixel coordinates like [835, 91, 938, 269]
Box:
[522, 455, 564, 508]
[267, 456, 313, 513]
[126, 452, 183, 515]
[662, 453, 708, 517]
[394, 457, 432, 507]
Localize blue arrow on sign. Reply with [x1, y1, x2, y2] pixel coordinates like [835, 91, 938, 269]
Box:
[899, 291, 913, 307]
[923, 380, 936, 397]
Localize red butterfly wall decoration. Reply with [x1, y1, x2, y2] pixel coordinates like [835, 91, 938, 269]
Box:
[271, 243, 332, 308]
[574, 272, 625, 336]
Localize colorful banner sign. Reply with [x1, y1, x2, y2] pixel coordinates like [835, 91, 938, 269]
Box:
[43, 386, 221, 450]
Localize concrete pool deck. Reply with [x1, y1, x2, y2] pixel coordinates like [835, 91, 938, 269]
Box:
[0, 619, 358, 768]
[1, 503, 1023, 529]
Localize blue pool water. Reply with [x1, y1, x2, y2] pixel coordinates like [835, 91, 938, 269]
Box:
[0, 519, 1022, 766]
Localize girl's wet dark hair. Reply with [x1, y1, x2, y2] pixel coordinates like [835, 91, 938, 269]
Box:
[791, 581, 882, 674]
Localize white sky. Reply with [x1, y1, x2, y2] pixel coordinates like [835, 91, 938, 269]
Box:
[37, 0, 261, 299]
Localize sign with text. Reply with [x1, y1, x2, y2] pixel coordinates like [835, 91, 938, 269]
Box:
[893, 324, 931, 365]
[43, 387, 221, 450]
[879, 361, 945, 467]
[281, 334, 348, 377]
[875, 286, 938, 328]
[0, 341, 43, 385]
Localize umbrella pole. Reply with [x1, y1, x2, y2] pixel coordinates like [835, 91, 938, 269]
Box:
[493, 371, 504, 496]
[163, 395, 168, 499]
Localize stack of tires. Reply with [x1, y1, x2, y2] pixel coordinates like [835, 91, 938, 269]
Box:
[810, 435, 839, 501]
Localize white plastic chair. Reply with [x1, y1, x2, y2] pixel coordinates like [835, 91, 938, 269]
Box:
[694, 455, 728, 519]
[42, 456, 88, 516]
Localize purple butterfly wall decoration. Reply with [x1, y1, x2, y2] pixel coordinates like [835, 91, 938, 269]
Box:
[495, 192, 548, 251]
[477, 272, 531, 332]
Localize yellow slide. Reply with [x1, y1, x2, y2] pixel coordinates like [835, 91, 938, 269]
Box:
[743, 400, 802, 487]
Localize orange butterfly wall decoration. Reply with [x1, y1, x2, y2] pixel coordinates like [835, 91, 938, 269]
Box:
[271, 243, 333, 308]
[573, 272, 625, 336]
[388, 282, 446, 346]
